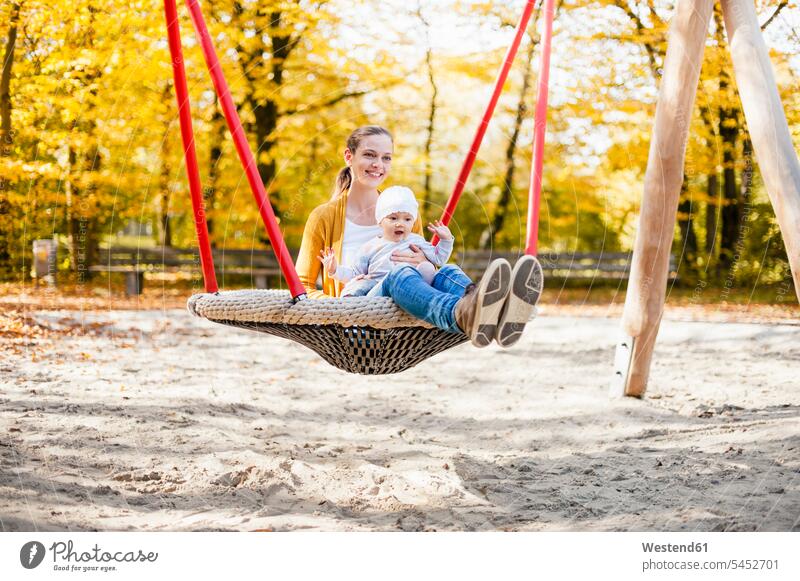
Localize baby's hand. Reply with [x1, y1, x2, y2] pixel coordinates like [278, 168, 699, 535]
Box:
[427, 220, 453, 241]
[318, 247, 337, 274]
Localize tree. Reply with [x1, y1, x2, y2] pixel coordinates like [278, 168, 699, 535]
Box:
[415, 3, 438, 215]
[0, 2, 22, 270]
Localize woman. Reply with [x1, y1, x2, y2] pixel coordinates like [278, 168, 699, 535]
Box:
[296, 125, 542, 347]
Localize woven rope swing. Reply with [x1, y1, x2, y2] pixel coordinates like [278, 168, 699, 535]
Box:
[164, 0, 555, 374]
[187, 291, 468, 374]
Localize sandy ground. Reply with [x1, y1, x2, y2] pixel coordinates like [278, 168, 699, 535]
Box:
[1, 306, 799, 532]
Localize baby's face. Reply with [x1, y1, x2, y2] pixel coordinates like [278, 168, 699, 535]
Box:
[380, 212, 415, 242]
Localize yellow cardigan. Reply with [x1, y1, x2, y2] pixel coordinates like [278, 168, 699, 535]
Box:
[296, 192, 423, 298]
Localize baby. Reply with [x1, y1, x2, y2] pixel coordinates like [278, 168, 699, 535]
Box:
[319, 186, 454, 297]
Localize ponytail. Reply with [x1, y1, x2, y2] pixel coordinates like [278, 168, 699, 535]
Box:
[331, 166, 352, 200]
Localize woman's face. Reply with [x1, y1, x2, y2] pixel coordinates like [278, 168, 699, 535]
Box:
[345, 134, 393, 190]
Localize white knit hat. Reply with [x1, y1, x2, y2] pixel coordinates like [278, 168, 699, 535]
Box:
[375, 186, 419, 223]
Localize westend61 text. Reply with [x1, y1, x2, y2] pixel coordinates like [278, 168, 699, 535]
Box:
[49, 541, 158, 563]
[642, 542, 708, 553]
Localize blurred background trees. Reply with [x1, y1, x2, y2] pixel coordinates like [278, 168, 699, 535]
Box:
[0, 0, 797, 295]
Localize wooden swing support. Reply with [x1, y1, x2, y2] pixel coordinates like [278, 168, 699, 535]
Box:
[612, 0, 800, 397]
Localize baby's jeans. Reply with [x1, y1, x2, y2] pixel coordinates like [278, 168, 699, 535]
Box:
[377, 264, 473, 333]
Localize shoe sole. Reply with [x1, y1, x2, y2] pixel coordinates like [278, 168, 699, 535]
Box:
[471, 259, 512, 348]
[496, 255, 544, 348]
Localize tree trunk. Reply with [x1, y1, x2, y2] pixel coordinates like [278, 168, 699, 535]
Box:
[66, 145, 76, 267]
[422, 44, 437, 217]
[0, 2, 20, 270]
[69, 210, 98, 283]
[416, 5, 438, 216]
[248, 9, 294, 214]
[253, 100, 278, 202]
[68, 136, 101, 279]
[718, 105, 740, 270]
[205, 97, 225, 241]
[740, 136, 753, 206]
[68, 4, 101, 279]
[157, 130, 173, 248]
[480, 34, 537, 249]
[0, 2, 20, 159]
[705, 172, 719, 256]
[697, 99, 720, 262]
[677, 178, 698, 259]
[160, 202, 172, 247]
[155, 84, 174, 247]
[714, 5, 743, 272]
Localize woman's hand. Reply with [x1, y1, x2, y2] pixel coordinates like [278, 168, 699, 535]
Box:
[318, 247, 337, 274]
[391, 244, 430, 266]
[427, 219, 453, 241]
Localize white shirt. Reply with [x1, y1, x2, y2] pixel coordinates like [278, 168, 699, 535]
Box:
[342, 219, 381, 268]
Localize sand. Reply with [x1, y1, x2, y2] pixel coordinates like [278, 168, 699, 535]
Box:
[1, 306, 799, 531]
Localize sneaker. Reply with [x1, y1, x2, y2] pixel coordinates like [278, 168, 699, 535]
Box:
[496, 255, 544, 347]
[454, 258, 511, 347]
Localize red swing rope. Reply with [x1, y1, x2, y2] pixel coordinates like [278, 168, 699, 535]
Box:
[164, 0, 306, 299]
[526, 0, 556, 256]
[433, 0, 555, 257]
[185, 0, 306, 299]
[163, 0, 218, 293]
[432, 0, 537, 246]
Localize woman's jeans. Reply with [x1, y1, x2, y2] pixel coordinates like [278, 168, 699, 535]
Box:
[377, 264, 473, 333]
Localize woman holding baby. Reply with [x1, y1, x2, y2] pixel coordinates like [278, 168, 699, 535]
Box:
[295, 125, 542, 348]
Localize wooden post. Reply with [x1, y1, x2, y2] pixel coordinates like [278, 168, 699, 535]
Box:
[613, 0, 715, 397]
[721, 0, 800, 301]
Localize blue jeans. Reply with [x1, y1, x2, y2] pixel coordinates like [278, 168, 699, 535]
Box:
[378, 264, 473, 334]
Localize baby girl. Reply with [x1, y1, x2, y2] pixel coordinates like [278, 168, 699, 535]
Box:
[319, 186, 454, 297]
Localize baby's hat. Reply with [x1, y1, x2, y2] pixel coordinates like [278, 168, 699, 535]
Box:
[375, 186, 419, 223]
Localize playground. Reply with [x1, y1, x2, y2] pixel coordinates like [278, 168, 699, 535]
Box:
[2, 0, 800, 536]
[1, 293, 798, 532]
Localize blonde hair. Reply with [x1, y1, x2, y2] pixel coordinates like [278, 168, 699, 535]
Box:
[331, 125, 393, 199]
